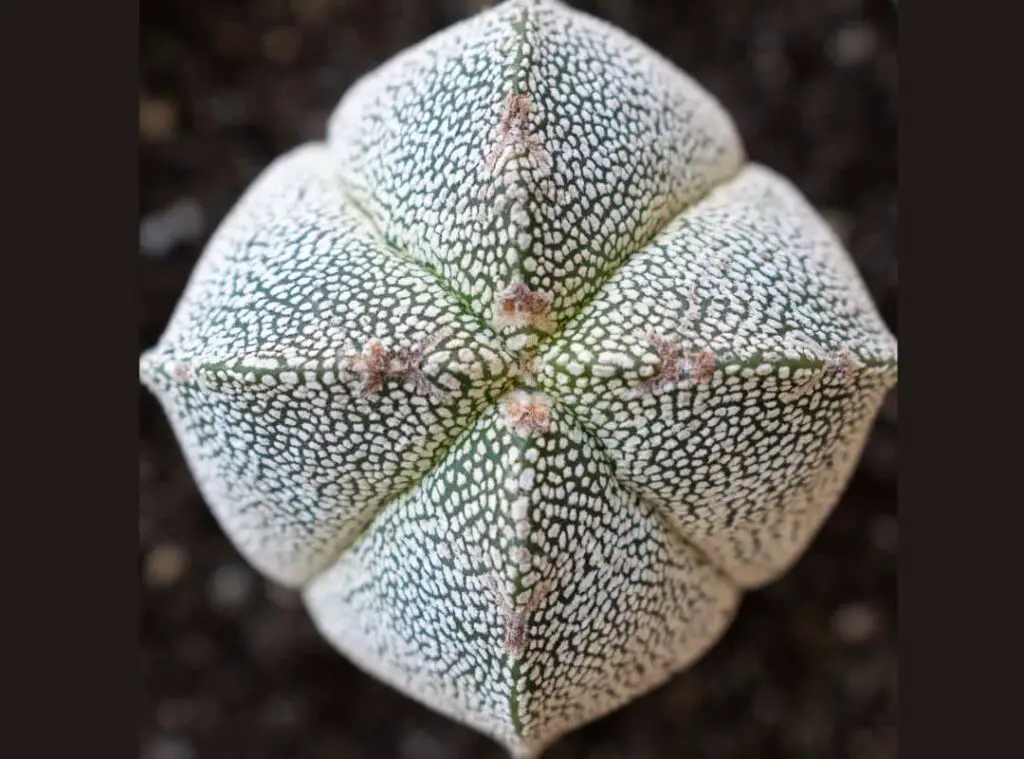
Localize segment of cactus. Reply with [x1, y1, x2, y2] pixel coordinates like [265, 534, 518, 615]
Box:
[139, 1, 898, 756]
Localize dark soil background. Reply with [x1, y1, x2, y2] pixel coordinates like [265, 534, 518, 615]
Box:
[139, 1, 898, 757]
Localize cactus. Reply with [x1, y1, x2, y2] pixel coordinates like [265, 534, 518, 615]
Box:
[138, 1, 898, 756]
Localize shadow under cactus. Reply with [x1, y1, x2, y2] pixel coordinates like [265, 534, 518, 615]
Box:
[140, 1, 897, 758]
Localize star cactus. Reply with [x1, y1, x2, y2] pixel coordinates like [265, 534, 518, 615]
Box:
[139, 0, 898, 756]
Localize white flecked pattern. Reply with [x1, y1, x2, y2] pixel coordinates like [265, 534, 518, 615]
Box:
[328, 0, 744, 351]
[139, 1, 898, 756]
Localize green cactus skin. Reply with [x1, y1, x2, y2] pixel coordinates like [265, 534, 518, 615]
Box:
[139, 1, 898, 756]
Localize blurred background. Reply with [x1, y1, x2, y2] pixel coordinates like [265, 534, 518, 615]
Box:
[139, 1, 898, 757]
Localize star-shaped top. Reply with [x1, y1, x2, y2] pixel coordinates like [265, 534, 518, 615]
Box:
[140, 2, 897, 756]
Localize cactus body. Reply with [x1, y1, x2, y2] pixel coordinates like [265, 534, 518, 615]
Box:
[140, 1, 898, 756]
